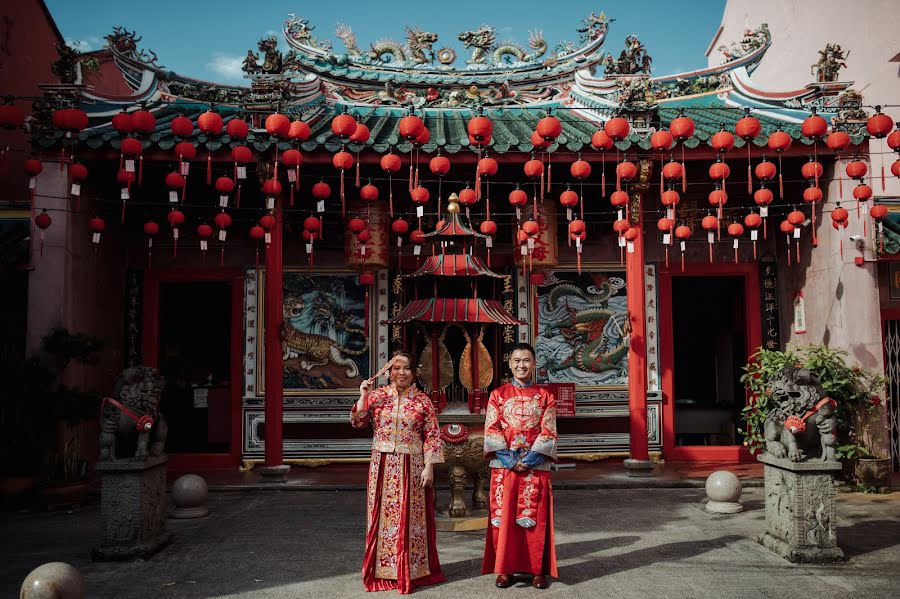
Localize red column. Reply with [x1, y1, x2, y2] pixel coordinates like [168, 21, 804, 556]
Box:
[263, 195, 286, 472]
[626, 210, 650, 462]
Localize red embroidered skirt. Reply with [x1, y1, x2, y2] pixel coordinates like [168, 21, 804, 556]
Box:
[362, 450, 445, 593]
[482, 468, 558, 577]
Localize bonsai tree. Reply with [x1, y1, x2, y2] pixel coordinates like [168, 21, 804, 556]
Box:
[4, 328, 104, 483]
[740, 344, 887, 484]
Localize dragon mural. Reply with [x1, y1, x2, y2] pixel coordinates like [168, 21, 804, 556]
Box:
[535, 272, 629, 386]
[458, 25, 547, 65]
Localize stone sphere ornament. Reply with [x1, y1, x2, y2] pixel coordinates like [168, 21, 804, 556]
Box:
[20, 562, 84, 599]
[170, 474, 209, 519]
[704, 470, 743, 514]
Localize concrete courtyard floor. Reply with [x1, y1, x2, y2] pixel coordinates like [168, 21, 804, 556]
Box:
[2, 487, 899, 598]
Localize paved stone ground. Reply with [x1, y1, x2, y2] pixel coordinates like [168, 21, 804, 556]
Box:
[2, 488, 899, 598]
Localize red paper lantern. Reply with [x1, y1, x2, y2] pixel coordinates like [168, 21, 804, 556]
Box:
[605, 117, 630, 141]
[331, 113, 358, 138]
[479, 220, 497, 236]
[702, 215, 719, 231]
[570, 159, 591, 179]
[670, 115, 695, 140]
[24, 158, 43, 176]
[391, 219, 409, 235]
[131, 110, 156, 134]
[609, 190, 629, 207]
[657, 217, 675, 232]
[826, 130, 851, 152]
[832, 207, 849, 224]
[845, 160, 867, 180]
[226, 118, 249, 139]
[458, 187, 477, 205]
[727, 222, 744, 237]
[530, 130, 551, 149]
[89, 216, 105, 234]
[522, 220, 540, 236]
[650, 130, 674, 151]
[613, 219, 631, 234]
[524, 159, 543, 178]
[892, 159, 900, 178]
[675, 225, 691, 238]
[360, 183, 379, 202]
[711, 129, 735, 152]
[174, 141, 196, 161]
[250, 225, 266, 240]
[167, 210, 185, 228]
[410, 229, 426, 244]
[415, 127, 430, 146]
[262, 179, 282, 197]
[143, 220, 159, 236]
[410, 186, 430, 204]
[112, 111, 133, 134]
[568, 219, 586, 236]
[802, 186, 823, 203]
[281, 149, 302, 168]
[116, 168, 136, 187]
[215, 176, 235, 194]
[591, 129, 614, 150]
[708, 189, 728, 207]
[559, 189, 579, 207]
[197, 223, 213, 238]
[198, 111, 223, 136]
[661, 190, 680, 207]
[754, 160, 776, 181]
[867, 108, 894, 138]
[348, 218, 366, 234]
[708, 161, 731, 180]
[381, 153, 402, 173]
[356, 229, 371, 243]
[801, 160, 824, 181]
[259, 214, 276, 231]
[508, 189, 528, 207]
[69, 163, 88, 181]
[35, 211, 51, 230]
[171, 116, 194, 137]
[266, 113, 291, 137]
[754, 188, 774, 206]
[662, 160, 684, 180]
[214, 212, 232, 230]
[399, 114, 425, 141]
[624, 227, 639, 242]
[779, 219, 795, 234]
[616, 161, 637, 181]
[870, 204, 889, 220]
[467, 115, 493, 143]
[787, 210, 805, 227]
[735, 115, 761, 140]
[477, 156, 498, 176]
[536, 115, 562, 141]
[348, 122, 369, 143]
[744, 213, 762, 229]
[429, 156, 450, 175]
[303, 216, 321, 233]
[165, 172, 185, 189]
[120, 137, 142, 156]
[801, 112, 827, 139]
[767, 130, 792, 152]
[853, 183, 873, 201]
[0, 102, 25, 129]
[333, 151, 354, 170]
[232, 145, 253, 164]
[887, 128, 900, 151]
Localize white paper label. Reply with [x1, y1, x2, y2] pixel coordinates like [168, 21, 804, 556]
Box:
[169, 190, 178, 203]
[125, 159, 135, 172]
[521, 245, 528, 255]
[305, 243, 313, 253]
[486, 238, 493, 248]
[617, 209, 623, 221]
[516, 208, 522, 220]
[397, 237, 403, 247]
[667, 208, 674, 220]
[413, 245, 421, 255]
[416, 205, 424, 218]
[148, 238, 153, 248]
[527, 238, 535, 249]
[264, 232, 271, 244]
[360, 245, 367, 256]
[173, 229, 179, 240]
[680, 240, 686, 251]
[287, 169, 297, 183]
[733, 238, 739, 249]
[760, 206, 768, 217]
[751, 230, 758, 241]
[663, 233, 671, 245]
[266, 197, 275, 210]
[29, 177, 36, 189]
[793, 228, 800, 239]
[566, 208, 573, 221]
[92, 232, 101, 244]
[317, 200, 325, 212]
[71, 183, 81, 196]
[627, 241, 635, 253]
[793, 294, 806, 334]
[200, 240, 208, 251]
[219, 195, 229, 208]
[237, 166, 246, 179]
[618, 236, 626, 247]
[120, 188, 129, 200]
[707, 231, 715, 244]
[180, 161, 190, 176]
[218, 230, 227, 242]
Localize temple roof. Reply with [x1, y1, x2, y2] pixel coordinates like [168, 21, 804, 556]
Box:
[422, 210, 490, 239]
[403, 254, 507, 278]
[383, 298, 524, 325]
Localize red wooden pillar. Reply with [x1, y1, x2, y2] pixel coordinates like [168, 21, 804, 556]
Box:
[261, 195, 289, 480]
[624, 183, 654, 476]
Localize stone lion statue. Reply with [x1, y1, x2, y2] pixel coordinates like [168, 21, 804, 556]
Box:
[764, 367, 837, 462]
[98, 366, 168, 461]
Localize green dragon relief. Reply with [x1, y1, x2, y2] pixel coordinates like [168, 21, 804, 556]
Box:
[335, 23, 438, 64]
[458, 25, 547, 65]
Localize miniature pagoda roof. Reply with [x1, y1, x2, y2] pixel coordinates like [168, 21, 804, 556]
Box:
[403, 254, 508, 278]
[383, 298, 524, 325]
[422, 206, 490, 239]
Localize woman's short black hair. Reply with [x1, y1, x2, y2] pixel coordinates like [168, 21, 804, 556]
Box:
[508, 342, 536, 358]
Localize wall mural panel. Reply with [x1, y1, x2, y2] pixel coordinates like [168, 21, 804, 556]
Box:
[533, 267, 629, 388]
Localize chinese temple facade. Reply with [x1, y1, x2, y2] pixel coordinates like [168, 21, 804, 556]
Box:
[8, 3, 900, 472]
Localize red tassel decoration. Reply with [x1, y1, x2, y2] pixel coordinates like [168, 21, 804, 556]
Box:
[681, 146, 687, 193]
[601, 154, 606, 197]
[206, 151, 212, 185]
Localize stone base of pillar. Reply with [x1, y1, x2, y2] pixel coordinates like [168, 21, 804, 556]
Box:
[257, 464, 291, 483]
[623, 458, 656, 477]
[92, 455, 174, 561]
[758, 453, 846, 563]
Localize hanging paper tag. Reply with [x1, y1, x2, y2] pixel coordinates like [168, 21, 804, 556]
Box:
[218, 230, 227, 242]
[237, 166, 246, 179]
[120, 187, 130, 200]
[527, 238, 535, 249]
[617, 209, 623, 221]
[486, 237, 493, 248]
[759, 206, 768, 218]
[793, 228, 800, 239]
[626, 241, 634, 253]
[879, 222, 884, 234]
[70, 183, 81, 196]
[733, 238, 739, 249]
[680, 240, 686, 251]
[125, 159, 136, 172]
[287, 169, 297, 183]
[416, 205, 424, 218]
[173, 229, 180, 240]
[169, 190, 178, 203]
[663, 233, 671, 245]
[793, 293, 806, 334]
[148, 238, 153, 248]
[180, 161, 190, 176]
[566, 208, 572, 221]
[317, 200, 325, 212]
[92, 232, 101, 244]
[219, 195, 229, 208]
[520, 245, 528, 255]
[751, 230, 758, 241]
[29, 176, 37, 189]
[667, 208, 674, 220]
[618, 236, 626, 248]
[264, 232, 272, 244]
[397, 237, 403, 247]
[200, 240, 208, 251]
[413, 244, 421, 256]
[266, 197, 275, 210]
[575, 237, 582, 249]
[516, 207, 522, 220]
[707, 231, 715, 243]
[305, 243, 313, 253]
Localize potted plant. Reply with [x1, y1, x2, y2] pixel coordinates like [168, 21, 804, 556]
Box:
[740, 344, 889, 491]
[11, 328, 105, 509]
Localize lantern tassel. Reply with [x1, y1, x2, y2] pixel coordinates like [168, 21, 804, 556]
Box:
[207, 151, 212, 185]
[547, 159, 552, 193]
[173, 234, 178, 258]
[681, 249, 685, 272]
[601, 154, 606, 197]
[665, 246, 669, 269]
[121, 200, 126, 225]
[753, 239, 757, 260]
[138, 155, 144, 187]
[786, 235, 791, 266]
[355, 152, 360, 188]
[659, 158, 664, 197]
[290, 185, 294, 207]
[747, 144, 752, 194]
[681, 146, 687, 193]
[863, 212, 867, 237]
[220, 246, 225, 267]
[340, 169, 346, 218]
[778, 155, 784, 198]
[796, 239, 800, 264]
[236, 183, 241, 208]
[389, 176, 394, 217]
[409, 163, 414, 194]
[709, 240, 713, 263]
[763, 216, 767, 240]
[812, 207, 817, 247]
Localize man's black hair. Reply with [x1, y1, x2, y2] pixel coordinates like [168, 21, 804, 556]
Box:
[509, 342, 536, 358]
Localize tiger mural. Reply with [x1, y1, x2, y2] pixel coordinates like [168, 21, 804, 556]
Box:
[281, 296, 368, 378]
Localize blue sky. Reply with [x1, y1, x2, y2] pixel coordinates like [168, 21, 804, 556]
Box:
[45, 1, 726, 84]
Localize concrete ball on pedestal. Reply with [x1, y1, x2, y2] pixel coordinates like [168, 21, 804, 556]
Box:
[704, 470, 744, 514]
[170, 473, 209, 518]
[20, 562, 84, 599]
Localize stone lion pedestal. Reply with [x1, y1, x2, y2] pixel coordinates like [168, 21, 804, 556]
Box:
[758, 453, 844, 563]
[434, 406, 489, 532]
[92, 455, 174, 561]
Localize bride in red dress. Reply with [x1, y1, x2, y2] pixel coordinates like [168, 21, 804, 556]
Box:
[351, 351, 446, 593]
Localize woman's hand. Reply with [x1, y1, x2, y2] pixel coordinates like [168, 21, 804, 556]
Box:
[420, 463, 434, 488]
[359, 379, 372, 397]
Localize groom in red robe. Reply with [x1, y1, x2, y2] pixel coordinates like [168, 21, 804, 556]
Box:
[482, 342, 558, 589]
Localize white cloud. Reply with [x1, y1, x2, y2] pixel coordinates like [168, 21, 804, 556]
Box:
[206, 53, 245, 82]
[65, 36, 103, 52]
